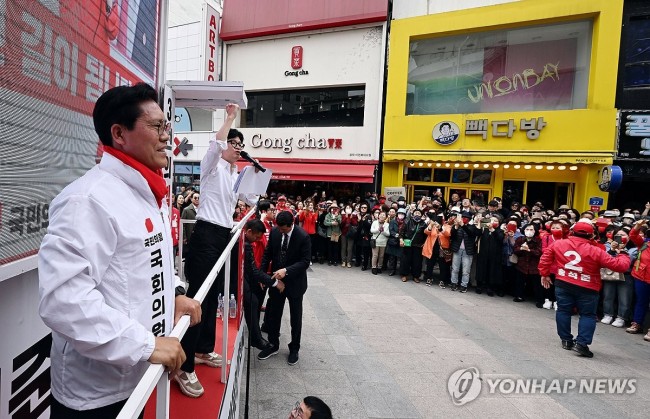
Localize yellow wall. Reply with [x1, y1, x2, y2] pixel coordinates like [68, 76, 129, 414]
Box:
[381, 0, 623, 211]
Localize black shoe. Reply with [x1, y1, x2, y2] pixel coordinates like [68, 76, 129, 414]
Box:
[573, 343, 593, 358]
[439, 281, 446, 289]
[361, 266, 367, 271]
[252, 338, 272, 351]
[460, 286, 468, 293]
[333, 262, 338, 266]
[288, 351, 299, 366]
[257, 345, 279, 360]
[389, 270, 396, 276]
[496, 291, 505, 297]
[561, 339, 575, 350]
[328, 261, 332, 266]
[377, 269, 382, 274]
[513, 297, 525, 302]
[371, 268, 377, 275]
[486, 289, 494, 297]
[355, 262, 361, 267]
[475, 287, 483, 294]
[450, 284, 458, 291]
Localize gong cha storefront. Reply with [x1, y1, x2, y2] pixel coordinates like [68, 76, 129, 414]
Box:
[381, 0, 622, 211]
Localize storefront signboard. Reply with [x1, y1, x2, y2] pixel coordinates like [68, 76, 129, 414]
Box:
[384, 187, 406, 202]
[618, 111, 650, 159]
[598, 165, 623, 192]
[464, 117, 546, 140]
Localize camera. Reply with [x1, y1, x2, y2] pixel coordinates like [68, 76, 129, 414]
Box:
[613, 236, 623, 244]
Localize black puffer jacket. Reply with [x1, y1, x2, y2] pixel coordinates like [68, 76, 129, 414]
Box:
[401, 218, 427, 248]
[450, 224, 479, 255]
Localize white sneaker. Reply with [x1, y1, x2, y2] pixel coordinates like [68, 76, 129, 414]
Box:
[600, 315, 613, 325]
[195, 352, 222, 368]
[174, 371, 204, 398]
[542, 299, 552, 310]
[611, 318, 626, 328]
[553, 301, 558, 311]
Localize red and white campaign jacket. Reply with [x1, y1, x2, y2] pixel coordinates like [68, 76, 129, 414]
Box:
[538, 236, 630, 292]
[38, 152, 176, 410]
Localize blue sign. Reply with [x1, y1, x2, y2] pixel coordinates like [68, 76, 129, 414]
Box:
[598, 165, 623, 192]
[589, 197, 604, 206]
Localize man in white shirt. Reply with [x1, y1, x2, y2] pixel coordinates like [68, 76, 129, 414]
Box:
[176, 103, 255, 397]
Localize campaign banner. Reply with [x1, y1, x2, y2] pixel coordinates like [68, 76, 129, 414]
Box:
[0, 0, 161, 268]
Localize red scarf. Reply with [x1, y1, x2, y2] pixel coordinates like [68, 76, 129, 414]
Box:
[103, 146, 168, 208]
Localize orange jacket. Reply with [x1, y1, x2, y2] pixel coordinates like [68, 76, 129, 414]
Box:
[422, 224, 452, 259]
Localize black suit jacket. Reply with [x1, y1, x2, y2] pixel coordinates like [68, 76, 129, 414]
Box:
[262, 225, 311, 298]
[244, 241, 274, 296]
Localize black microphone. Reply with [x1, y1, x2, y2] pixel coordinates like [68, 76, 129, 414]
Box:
[239, 151, 266, 172]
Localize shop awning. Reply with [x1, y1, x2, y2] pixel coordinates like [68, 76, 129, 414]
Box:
[382, 151, 614, 165]
[235, 161, 376, 183]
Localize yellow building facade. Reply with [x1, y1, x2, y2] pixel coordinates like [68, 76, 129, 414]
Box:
[382, 0, 623, 211]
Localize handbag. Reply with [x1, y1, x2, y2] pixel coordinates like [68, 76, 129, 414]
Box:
[402, 228, 418, 247]
[440, 247, 453, 263]
[508, 253, 518, 264]
[600, 267, 625, 281]
[330, 232, 341, 242]
[370, 233, 379, 249]
[317, 224, 327, 238]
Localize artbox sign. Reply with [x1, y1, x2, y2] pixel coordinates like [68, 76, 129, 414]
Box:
[201, 2, 220, 81]
[285, 45, 309, 77]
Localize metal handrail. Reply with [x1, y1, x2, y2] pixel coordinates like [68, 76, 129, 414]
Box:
[117, 208, 257, 419]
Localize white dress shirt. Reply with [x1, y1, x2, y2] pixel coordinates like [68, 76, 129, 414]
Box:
[196, 139, 256, 228]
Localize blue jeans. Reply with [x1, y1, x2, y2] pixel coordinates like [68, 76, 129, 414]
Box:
[633, 278, 650, 324]
[602, 275, 634, 321]
[555, 285, 599, 346]
[451, 248, 472, 287]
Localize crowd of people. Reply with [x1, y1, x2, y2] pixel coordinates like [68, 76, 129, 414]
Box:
[222, 190, 650, 351]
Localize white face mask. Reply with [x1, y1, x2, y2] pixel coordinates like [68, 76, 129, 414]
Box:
[346, 208, 352, 214]
[525, 231, 535, 238]
[397, 214, 405, 220]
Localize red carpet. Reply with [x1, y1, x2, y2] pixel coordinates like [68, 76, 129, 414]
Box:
[144, 317, 241, 419]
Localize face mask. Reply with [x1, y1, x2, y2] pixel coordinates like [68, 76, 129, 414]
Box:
[346, 209, 352, 214]
[432, 204, 439, 209]
[413, 216, 422, 222]
[525, 231, 535, 238]
[491, 222, 499, 229]
[397, 214, 405, 220]
[606, 232, 614, 239]
[619, 236, 629, 244]
[398, 201, 405, 206]
[551, 230, 563, 239]
[462, 217, 470, 224]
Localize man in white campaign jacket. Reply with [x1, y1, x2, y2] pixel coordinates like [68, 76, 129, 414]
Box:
[38, 83, 201, 417]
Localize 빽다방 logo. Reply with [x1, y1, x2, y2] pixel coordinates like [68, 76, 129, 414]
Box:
[433, 121, 460, 146]
[447, 367, 481, 406]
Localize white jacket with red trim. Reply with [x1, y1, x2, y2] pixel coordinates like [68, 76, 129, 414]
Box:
[38, 153, 176, 410]
[538, 236, 630, 292]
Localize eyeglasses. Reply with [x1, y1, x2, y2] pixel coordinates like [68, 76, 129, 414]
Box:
[227, 140, 245, 149]
[149, 121, 171, 136]
[289, 401, 304, 419]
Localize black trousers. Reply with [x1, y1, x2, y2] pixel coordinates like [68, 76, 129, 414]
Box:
[400, 246, 424, 278]
[265, 287, 303, 352]
[244, 286, 265, 345]
[438, 255, 452, 283]
[181, 220, 231, 373]
[355, 240, 371, 267]
[50, 397, 144, 419]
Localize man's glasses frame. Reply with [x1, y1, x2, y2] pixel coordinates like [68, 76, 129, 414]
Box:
[149, 120, 171, 136]
[289, 401, 304, 419]
[227, 139, 245, 149]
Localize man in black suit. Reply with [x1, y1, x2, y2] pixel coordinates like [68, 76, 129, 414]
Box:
[258, 211, 311, 365]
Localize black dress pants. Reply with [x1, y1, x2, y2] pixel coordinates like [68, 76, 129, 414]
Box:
[50, 397, 144, 419]
[244, 286, 265, 345]
[265, 287, 303, 352]
[181, 220, 230, 373]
